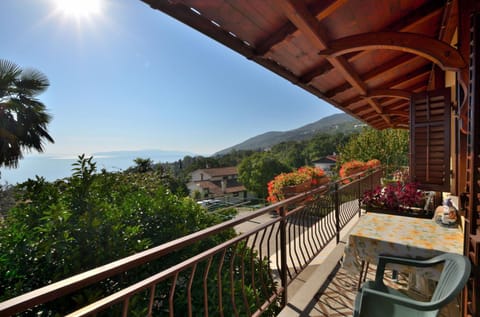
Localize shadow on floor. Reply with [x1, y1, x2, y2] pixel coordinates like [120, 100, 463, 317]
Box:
[299, 262, 460, 317]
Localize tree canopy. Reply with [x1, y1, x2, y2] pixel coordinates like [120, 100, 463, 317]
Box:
[0, 156, 266, 315]
[238, 152, 290, 198]
[338, 127, 409, 173]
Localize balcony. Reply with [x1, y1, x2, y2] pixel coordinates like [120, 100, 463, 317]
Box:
[0, 168, 464, 316]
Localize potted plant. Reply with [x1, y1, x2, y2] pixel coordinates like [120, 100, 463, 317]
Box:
[339, 159, 380, 184]
[267, 166, 329, 203]
[361, 181, 431, 218]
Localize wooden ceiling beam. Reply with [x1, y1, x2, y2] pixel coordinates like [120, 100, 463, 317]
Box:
[439, 0, 457, 44]
[255, 22, 297, 56]
[255, 0, 347, 55]
[300, 63, 333, 84]
[363, 89, 412, 100]
[342, 72, 428, 119]
[387, 99, 410, 111]
[279, 0, 392, 126]
[325, 54, 419, 98]
[381, 97, 408, 108]
[384, 110, 409, 118]
[144, 0, 356, 121]
[385, 1, 444, 32]
[381, 64, 431, 90]
[347, 0, 444, 64]
[368, 116, 387, 127]
[318, 32, 466, 71]
[299, 0, 443, 85]
[353, 104, 372, 116]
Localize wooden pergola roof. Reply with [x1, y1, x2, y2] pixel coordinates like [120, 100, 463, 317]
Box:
[141, 0, 462, 130]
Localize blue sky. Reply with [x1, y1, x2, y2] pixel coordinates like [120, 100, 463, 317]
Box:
[1, 0, 340, 158]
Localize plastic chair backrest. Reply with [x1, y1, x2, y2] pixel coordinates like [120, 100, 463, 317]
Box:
[431, 253, 470, 304]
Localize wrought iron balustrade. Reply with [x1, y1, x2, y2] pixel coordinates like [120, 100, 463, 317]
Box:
[0, 168, 382, 316]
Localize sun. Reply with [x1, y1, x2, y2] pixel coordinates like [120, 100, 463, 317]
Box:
[53, 0, 103, 19]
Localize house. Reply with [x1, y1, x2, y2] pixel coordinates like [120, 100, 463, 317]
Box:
[312, 154, 337, 172]
[187, 167, 247, 200]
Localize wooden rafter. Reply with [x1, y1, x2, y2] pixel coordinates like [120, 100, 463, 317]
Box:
[362, 89, 412, 100]
[279, 0, 392, 126]
[255, 0, 347, 56]
[310, 0, 443, 88]
[318, 32, 466, 71]
[386, 1, 444, 32]
[384, 110, 409, 118]
[300, 63, 333, 84]
[144, 0, 458, 132]
[383, 65, 432, 89]
[347, 0, 444, 64]
[325, 54, 421, 98]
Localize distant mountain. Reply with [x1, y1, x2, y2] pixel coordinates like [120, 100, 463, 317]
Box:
[215, 113, 363, 155]
[92, 149, 197, 160]
[0, 149, 197, 185]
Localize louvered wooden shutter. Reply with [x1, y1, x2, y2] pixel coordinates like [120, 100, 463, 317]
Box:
[410, 88, 451, 191]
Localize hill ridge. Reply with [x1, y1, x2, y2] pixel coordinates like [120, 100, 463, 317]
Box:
[215, 113, 362, 155]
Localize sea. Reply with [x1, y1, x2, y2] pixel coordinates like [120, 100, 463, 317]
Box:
[0, 150, 197, 185]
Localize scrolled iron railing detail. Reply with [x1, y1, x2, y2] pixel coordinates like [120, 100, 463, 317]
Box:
[0, 168, 383, 316]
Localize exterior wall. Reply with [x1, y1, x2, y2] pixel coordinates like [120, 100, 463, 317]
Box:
[314, 162, 336, 171]
[190, 170, 208, 182]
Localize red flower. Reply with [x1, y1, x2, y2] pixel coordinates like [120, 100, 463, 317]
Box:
[266, 166, 329, 203]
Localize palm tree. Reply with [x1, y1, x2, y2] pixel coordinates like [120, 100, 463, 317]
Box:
[0, 59, 54, 168]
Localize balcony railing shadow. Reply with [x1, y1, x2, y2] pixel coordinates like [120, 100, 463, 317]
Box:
[0, 168, 383, 316]
[286, 261, 461, 317]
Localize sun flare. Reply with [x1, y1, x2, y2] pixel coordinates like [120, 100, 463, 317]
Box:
[54, 0, 103, 19]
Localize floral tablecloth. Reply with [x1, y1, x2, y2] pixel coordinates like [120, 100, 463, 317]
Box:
[343, 213, 463, 280]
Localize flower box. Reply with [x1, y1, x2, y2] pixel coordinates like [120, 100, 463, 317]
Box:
[281, 180, 312, 199]
[363, 205, 433, 219]
[267, 166, 330, 203]
[361, 181, 434, 218]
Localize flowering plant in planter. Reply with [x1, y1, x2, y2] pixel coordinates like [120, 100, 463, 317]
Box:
[365, 159, 381, 169]
[339, 159, 380, 184]
[339, 160, 367, 179]
[267, 166, 329, 203]
[361, 181, 425, 213]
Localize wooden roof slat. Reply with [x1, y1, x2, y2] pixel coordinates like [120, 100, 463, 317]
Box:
[346, 0, 444, 65]
[255, 22, 297, 56]
[365, 89, 412, 100]
[143, 0, 455, 131]
[325, 54, 420, 98]
[381, 65, 432, 90]
[384, 0, 444, 33]
[255, 0, 347, 55]
[295, 1, 441, 93]
[279, 0, 392, 126]
[300, 63, 334, 84]
[318, 31, 466, 71]
[439, 0, 458, 44]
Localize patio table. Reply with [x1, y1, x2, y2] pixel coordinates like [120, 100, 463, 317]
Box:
[342, 212, 463, 290]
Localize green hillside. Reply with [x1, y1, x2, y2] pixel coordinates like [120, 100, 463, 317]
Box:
[215, 113, 363, 155]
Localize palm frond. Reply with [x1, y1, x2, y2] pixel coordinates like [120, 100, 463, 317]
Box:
[17, 68, 50, 96]
[0, 59, 54, 168]
[0, 59, 22, 98]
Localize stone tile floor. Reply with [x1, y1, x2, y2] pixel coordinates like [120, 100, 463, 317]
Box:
[302, 262, 461, 317]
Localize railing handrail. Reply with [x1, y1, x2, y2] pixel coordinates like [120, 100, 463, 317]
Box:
[0, 167, 383, 316]
[0, 201, 281, 315]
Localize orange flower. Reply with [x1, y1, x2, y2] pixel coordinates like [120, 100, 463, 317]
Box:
[266, 166, 329, 202]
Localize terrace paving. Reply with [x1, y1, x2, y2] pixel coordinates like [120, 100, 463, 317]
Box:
[279, 216, 462, 317]
[234, 208, 461, 316]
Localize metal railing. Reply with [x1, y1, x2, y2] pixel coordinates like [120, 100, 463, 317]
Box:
[0, 168, 383, 316]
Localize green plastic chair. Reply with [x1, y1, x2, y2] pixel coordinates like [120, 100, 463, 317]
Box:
[353, 253, 471, 317]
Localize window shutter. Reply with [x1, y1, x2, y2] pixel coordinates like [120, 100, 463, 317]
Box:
[410, 88, 451, 191]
